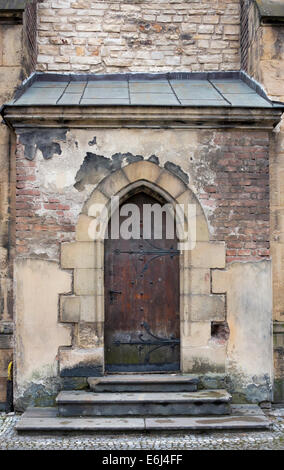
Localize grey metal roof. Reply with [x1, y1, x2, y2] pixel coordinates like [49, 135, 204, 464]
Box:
[0, 0, 28, 10]
[8, 72, 283, 109]
[255, 0, 284, 21]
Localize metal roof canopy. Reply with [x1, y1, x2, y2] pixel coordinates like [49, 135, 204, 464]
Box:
[7, 71, 284, 109]
[0, 0, 28, 10]
[3, 71, 283, 131]
[255, 0, 284, 23]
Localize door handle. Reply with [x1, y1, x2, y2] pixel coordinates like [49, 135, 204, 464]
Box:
[109, 290, 122, 303]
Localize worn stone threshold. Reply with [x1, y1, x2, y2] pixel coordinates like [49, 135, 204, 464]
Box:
[88, 374, 198, 384]
[56, 389, 231, 404]
[16, 405, 271, 433]
[88, 374, 199, 392]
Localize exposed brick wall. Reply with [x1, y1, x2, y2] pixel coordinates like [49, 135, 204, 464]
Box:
[198, 131, 270, 263]
[14, 129, 270, 265]
[15, 142, 75, 259]
[37, 0, 241, 73]
[0, 9, 30, 405]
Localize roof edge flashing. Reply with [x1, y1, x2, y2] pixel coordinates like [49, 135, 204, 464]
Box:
[240, 70, 272, 103]
[254, 0, 284, 23]
[9, 70, 278, 109]
[0, 0, 29, 11]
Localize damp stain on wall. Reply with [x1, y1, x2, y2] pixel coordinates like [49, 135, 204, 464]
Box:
[18, 129, 67, 161]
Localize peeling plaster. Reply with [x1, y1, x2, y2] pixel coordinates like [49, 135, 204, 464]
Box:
[74, 152, 144, 191]
[18, 129, 67, 161]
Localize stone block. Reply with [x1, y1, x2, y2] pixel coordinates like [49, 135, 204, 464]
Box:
[94, 241, 104, 270]
[74, 268, 103, 296]
[123, 161, 162, 184]
[156, 170, 187, 199]
[186, 294, 226, 322]
[61, 242, 96, 269]
[2, 25, 22, 66]
[80, 295, 96, 322]
[83, 190, 109, 216]
[77, 322, 104, 348]
[75, 214, 96, 242]
[60, 295, 80, 323]
[57, 389, 231, 417]
[181, 268, 210, 295]
[189, 242, 226, 269]
[224, 25, 239, 35]
[0, 67, 22, 101]
[99, 170, 129, 198]
[194, 214, 210, 242]
[212, 269, 228, 293]
[59, 347, 103, 377]
[180, 293, 191, 326]
[181, 344, 226, 373]
[60, 293, 104, 324]
[176, 190, 209, 242]
[181, 321, 211, 348]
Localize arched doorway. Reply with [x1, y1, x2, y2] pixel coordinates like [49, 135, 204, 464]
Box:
[104, 190, 180, 373]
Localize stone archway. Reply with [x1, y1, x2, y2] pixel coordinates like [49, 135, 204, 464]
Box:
[59, 161, 226, 377]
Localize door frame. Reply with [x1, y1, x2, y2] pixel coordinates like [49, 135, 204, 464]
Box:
[103, 188, 181, 374]
[60, 161, 226, 378]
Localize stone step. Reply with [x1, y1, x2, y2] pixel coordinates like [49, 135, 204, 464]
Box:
[16, 405, 271, 433]
[88, 374, 199, 393]
[56, 389, 232, 417]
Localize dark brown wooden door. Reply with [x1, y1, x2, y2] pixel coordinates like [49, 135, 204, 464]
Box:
[104, 192, 180, 373]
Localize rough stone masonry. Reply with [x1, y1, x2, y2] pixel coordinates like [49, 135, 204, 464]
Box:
[37, 0, 241, 73]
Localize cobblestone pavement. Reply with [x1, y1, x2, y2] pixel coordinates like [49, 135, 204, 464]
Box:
[0, 409, 284, 450]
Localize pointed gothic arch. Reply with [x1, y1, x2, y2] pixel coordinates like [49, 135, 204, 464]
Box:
[59, 161, 226, 376]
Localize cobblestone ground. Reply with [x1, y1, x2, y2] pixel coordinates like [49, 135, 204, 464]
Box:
[0, 409, 284, 450]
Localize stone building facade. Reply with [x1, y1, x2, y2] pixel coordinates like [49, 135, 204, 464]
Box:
[0, 0, 37, 408]
[0, 0, 283, 410]
[240, 0, 284, 402]
[36, 0, 241, 73]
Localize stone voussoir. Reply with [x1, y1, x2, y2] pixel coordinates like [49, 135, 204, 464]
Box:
[122, 160, 162, 184]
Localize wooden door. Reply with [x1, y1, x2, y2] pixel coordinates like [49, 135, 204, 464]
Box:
[104, 192, 180, 373]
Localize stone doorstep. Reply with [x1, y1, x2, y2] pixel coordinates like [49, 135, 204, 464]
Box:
[88, 374, 199, 384]
[56, 390, 232, 417]
[56, 389, 231, 404]
[15, 405, 271, 433]
[88, 374, 199, 392]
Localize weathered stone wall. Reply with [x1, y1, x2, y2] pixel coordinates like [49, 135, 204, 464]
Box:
[242, 0, 284, 401]
[12, 126, 273, 407]
[0, 2, 37, 408]
[14, 129, 270, 263]
[37, 0, 241, 73]
[0, 19, 24, 408]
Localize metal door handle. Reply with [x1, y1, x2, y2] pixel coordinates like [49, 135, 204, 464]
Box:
[109, 290, 122, 303]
